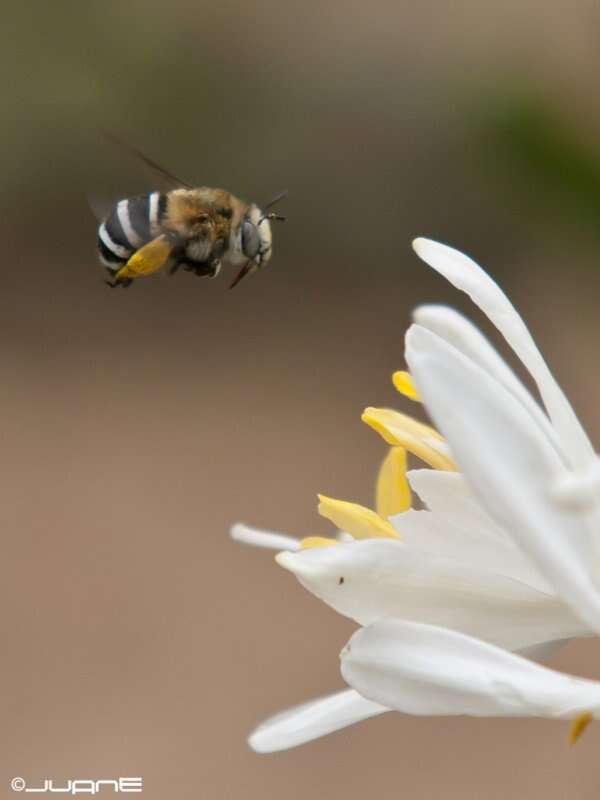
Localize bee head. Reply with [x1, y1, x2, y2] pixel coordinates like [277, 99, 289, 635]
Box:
[229, 204, 285, 289]
[240, 205, 273, 266]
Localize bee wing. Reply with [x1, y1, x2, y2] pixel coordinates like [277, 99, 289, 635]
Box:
[116, 235, 174, 281]
[89, 132, 193, 225]
[100, 130, 192, 190]
[88, 191, 123, 223]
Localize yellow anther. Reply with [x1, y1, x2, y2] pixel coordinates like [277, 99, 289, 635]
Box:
[318, 495, 401, 540]
[362, 407, 457, 472]
[569, 712, 593, 746]
[376, 446, 411, 518]
[300, 536, 339, 549]
[392, 371, 421, 402]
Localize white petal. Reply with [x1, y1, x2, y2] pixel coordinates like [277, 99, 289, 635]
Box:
[518, 639, 569, 662]
[248, 689, 387, 752]
[406, 325, 600, 633]
[406, 468, 512, 542]
[230, 522, 300, 551]
[395, 508, 550, 592]
[552, 458, 600, 510]
[413, 305, 564, 463]
[341, 619, 600, 718]
[405, 471, 546, 588]
[276, 539, 585, 651]
[412, 238, 594, 469]
[407, 472, 583, 593]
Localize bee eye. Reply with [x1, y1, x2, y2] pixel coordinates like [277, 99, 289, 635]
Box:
[219, 207, 233, 219]
[241, 220, 260, 259]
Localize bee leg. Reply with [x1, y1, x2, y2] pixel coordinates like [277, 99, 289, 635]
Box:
[207, 261, 222, 279]
[191, 260, 221, 278]
[169, 261, 182, 276]
[104, 277, 133, 289]
[104, 268, 117, 287]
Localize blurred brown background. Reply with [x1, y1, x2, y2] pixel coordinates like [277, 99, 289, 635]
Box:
[3, 1, 600, 798]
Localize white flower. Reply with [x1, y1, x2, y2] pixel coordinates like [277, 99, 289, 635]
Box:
[341, 619, 600, 728]
[232, 238, 600, 752]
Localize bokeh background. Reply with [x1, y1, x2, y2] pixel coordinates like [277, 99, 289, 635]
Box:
[3, 2, 600, 798]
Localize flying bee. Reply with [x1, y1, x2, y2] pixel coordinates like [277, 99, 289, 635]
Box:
[96, 137, 286, 289]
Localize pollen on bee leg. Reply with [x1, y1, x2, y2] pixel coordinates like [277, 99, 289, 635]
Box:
[392, 371, 421, 402]
[569, 712, 593, 746]
[318, 495, 401, 540]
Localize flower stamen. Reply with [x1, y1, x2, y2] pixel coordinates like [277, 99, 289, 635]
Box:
[362, 407, 457, 471]
[569, 712, 593, 746]
[300, 536, 340, 549]
[317, 495, 401, 540]
[375, 446, 411, 517]
[392, 370, 421, 402]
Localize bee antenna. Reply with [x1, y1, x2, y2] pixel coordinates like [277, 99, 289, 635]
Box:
[258, 212, 286, 225]
[262, 189, 288, 211]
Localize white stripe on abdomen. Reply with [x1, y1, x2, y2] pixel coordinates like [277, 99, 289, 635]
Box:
[98, 223, 131, 259]
[149, 192, 161, 236]
[117, 199, 144, 248]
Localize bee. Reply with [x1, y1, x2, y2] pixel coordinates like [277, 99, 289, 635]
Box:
[96, 138, 286, 289]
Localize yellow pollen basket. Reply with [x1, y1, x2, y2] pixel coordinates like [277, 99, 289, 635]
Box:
[318, 495, 401, 540]
[392, 371, 421, 402]
[116, 235, 173, 281]
[569, 712, 593, 745]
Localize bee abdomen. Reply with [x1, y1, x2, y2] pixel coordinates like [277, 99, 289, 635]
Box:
[127, 192, 168, 240]
[97, 192, 168, 269]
